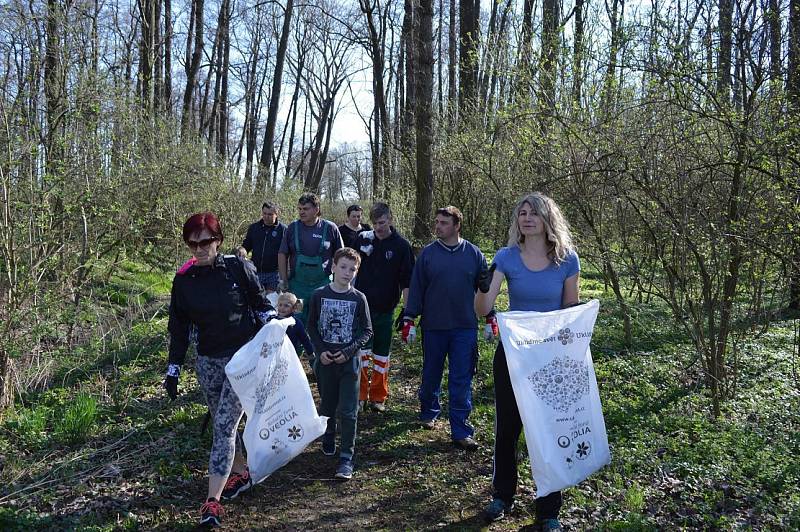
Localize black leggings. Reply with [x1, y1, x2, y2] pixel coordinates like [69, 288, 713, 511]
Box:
[492, 342, 562, 520]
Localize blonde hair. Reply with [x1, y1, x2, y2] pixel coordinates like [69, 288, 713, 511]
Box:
[278, 292, 303, 313]
[507, 192, 574, 264]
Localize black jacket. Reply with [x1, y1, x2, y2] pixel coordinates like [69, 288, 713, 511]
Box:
[353, 228, 415, 313]
[339, 223, 371, 249]
[168, 254, 274, 365]
[242, 220, 286, 273]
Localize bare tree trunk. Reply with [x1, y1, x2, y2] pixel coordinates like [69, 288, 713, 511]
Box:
[458, 0, 478, 113]
[45, 0, 65, 182]
[164, 0, 172, 111]
[788, 0, 800, 309]
[154, 0, 163, 111]
[216, 0, 230, 158]
[181, 0, 204, 137]
[437, 0, 444, 116]
[718, 0, 733, 98]
[539, 0, 558, 127]
[401, 0, 416, 155]
[601, 0, 622, 116]
[447, 0, 456, 120]
[257, 0, 294, 191]
[204, 22, 221, 142]
[139, 0, 155, 112]
[360, 0, 391, 198]
[285, 53, 304, 183]
[413, 0, 434, 244]
[572, 0, 586, 106]
[514, 0, 534, 102]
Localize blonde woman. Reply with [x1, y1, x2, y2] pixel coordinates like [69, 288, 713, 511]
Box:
[475, 193, 580, 530]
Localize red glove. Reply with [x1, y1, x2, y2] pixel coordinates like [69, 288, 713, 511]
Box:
[401, 319, 416, 345]
[483, 315, 499, 341]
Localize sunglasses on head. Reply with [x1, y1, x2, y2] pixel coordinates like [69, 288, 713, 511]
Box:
[187, 237, 218, 249]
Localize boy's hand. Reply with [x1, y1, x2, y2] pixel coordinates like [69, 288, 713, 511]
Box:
[320, 351, 335, 365]
[331, 351, 346, 364]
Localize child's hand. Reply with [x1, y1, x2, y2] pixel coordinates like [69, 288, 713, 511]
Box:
[331, 351, 346, 364]
[320, 351, 335, 365]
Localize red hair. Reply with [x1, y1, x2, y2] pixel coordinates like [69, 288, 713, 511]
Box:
[182, 212, 224, 244]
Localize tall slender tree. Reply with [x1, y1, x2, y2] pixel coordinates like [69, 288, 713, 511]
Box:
[414, 0, 434, 244]
[257, 0, 294, 191]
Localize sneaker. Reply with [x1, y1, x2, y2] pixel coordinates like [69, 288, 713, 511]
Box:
[322, 433, 336, 456]
[335, 458, 354, 480]
[484, 498, 513, 522]
[419, 418, 435, 430]
[221, 468, 252, 500]
[199, 497, 223, 527]
[535, 518, 563, 531]
[370, 401, 386, 412]
[453, 436, 479, 451]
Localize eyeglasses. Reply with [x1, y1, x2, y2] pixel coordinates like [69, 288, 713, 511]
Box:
[187, 237, 218, 249]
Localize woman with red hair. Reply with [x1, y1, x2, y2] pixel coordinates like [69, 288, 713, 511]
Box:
[165, 212, 275, 528]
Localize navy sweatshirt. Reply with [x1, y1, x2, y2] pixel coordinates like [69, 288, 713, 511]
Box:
[285, 319, 314, 357]
[242, 220, 286, 273]
[353, 228, 415, 313]
[405, 239, 487, 331]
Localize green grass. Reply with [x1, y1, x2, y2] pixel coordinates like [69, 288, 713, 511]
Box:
[0, 259, 798, 529]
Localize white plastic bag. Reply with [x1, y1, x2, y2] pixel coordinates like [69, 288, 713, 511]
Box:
[225, 318, 327, 483]
[497, 299, 610, 497]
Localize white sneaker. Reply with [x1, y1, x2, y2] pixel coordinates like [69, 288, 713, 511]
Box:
[370, 401, 386, 412]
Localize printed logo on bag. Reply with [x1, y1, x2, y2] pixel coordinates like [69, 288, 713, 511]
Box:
[259, 408, 299, 441]
[515, 329, 592, 347]
[557, 435, 571, 448]
[528, 356, 590, 413]
[576, 441, 592, 459]
[260, 340, 283, 359]
[287, 425, 304, 441]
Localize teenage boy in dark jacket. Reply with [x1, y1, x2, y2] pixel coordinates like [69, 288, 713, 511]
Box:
[353, 202, 414, 412]
[240, 201, 286, 292]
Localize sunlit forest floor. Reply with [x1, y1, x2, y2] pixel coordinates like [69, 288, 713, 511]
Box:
[1, 264, 798, 530]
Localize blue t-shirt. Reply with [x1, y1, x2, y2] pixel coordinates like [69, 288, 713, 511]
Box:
[492, 246, 580, 312]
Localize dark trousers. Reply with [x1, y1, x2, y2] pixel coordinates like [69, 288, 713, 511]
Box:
[492, 342, 562, 520]
[315, 361, 360, 460]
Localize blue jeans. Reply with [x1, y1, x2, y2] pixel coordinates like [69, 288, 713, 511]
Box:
[418, 328, 478, 440]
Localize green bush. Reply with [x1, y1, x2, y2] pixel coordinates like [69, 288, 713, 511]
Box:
[55, 393, 98, 443]
[3, 405, 50, 447]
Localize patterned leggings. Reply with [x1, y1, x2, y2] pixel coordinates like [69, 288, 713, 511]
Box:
[196, 355, 244, 477]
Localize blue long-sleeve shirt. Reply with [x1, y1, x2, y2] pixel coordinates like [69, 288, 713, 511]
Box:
[405, 239, 487, 331]
[286, 318, 314, 357]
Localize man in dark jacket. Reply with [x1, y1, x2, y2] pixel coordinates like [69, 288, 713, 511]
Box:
[353, 202, 414, 412]
[339, 204, 371, 248]
[240, 201, 286, 291]
[400, 206, 487, 451]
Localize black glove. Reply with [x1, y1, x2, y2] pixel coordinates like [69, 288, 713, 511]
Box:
[477, 263, 496, 293]
[394, 309, 409, 331]
[164, 363, 181, 400]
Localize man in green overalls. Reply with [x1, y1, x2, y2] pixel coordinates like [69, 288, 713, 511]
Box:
[278, 192, 344, 325]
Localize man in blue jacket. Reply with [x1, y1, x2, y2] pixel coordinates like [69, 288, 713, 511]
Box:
[400, 206, 487, 451]
[240, 201, 286, 291]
